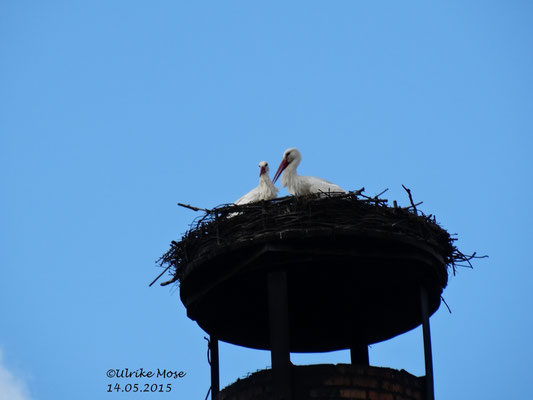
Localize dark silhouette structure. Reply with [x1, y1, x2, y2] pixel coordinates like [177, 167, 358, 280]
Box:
[160, 193, 459, 400]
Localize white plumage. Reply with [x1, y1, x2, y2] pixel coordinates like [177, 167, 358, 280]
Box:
[234, 161, 279, 205]
[272, 147, 346, 196]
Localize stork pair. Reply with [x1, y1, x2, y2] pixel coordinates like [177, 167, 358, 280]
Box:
[234, 147, 346, 205]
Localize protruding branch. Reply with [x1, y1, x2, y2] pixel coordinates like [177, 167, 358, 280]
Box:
[441, 296, 452, 314]
[350, 187, 365, 196]
[375, 188, 389, 198]
[402, 184, 418, 215]
[149, 265, 172, 287]
[359, 188, 388, 205]
[453, 250, 488, 269]
[178, 203, 213, 213]
[160, 274, 179, 286]
[402, 201, 423, 211]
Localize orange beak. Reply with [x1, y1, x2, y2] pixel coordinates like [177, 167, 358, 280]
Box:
[272, 159, 288, 183]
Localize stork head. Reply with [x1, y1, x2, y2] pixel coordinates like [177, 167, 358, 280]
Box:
[272, 147, 301, 183]
[258, 161, 269, 177]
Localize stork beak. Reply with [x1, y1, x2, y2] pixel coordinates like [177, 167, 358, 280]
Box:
[259, 166, 266, 177]
[272, 159, 288, 183]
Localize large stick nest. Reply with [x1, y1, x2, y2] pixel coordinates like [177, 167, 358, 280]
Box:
[158, 189, 479, 287]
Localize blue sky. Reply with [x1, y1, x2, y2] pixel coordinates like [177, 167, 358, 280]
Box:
[1, 1, 532, 399]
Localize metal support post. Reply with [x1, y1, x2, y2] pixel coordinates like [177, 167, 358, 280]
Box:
[420, 285, 435, 400]
[350, 344, 369, 365]
[210, 335, 219, 400]
[268, 270, 292, 400]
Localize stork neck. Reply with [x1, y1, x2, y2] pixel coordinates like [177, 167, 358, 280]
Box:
[259, 175, 269, 186]
[281, 164, 298, 189]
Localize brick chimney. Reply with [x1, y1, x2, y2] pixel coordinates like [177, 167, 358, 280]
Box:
[219, 364, 424, 400]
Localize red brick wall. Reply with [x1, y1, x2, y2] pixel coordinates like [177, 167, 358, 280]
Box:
[219, 364, 425, 400]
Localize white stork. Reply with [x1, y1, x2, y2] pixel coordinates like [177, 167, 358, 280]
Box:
[234, 161, 279, 205]
[272, 147, 346, 196]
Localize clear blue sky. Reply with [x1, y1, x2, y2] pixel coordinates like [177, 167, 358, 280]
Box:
[1, 1, 532, 399]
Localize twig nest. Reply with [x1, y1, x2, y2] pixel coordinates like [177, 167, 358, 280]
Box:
[160, 193, 455, 285]
[157, 193, 468, 351]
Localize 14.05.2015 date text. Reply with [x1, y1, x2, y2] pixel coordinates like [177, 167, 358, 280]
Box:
[107, 383, 172, 393]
